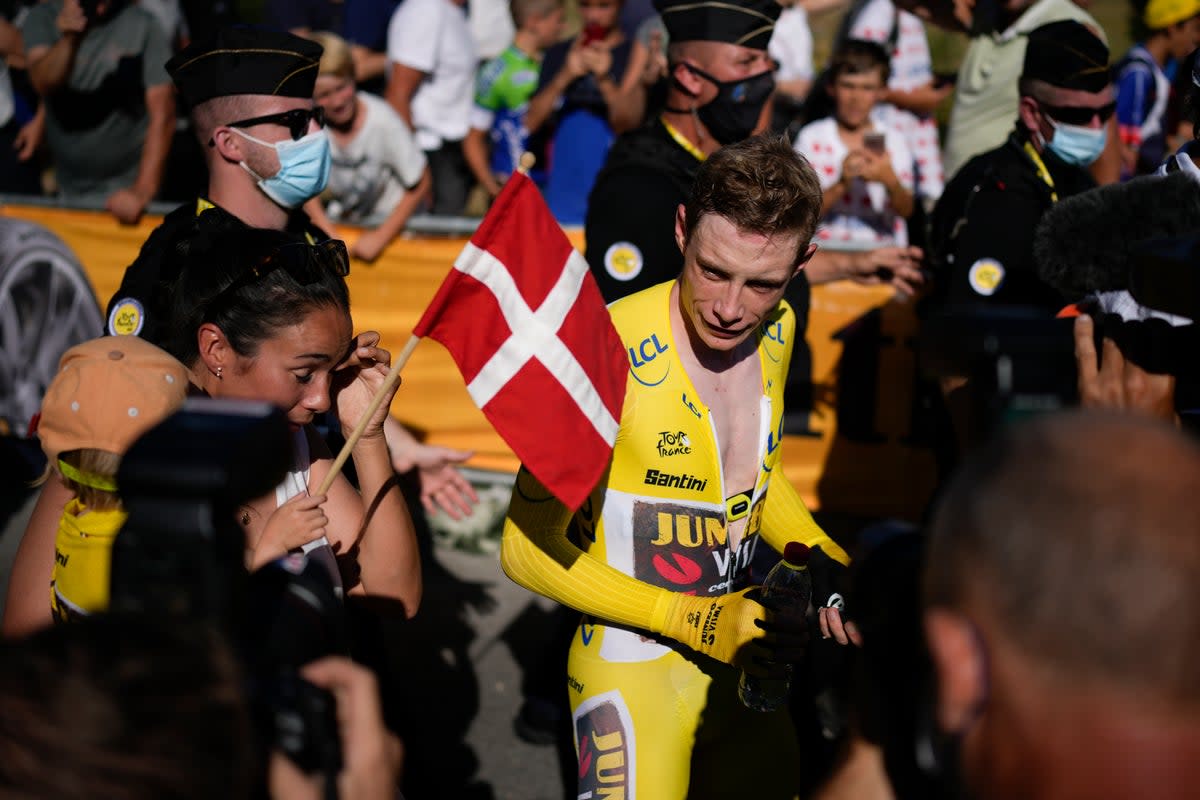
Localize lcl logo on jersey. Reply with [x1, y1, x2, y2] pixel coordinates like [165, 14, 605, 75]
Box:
[762, 319, 786, 363]
[628, 333, 669, 386]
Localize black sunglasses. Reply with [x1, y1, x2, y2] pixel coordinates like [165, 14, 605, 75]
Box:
[227, 107, 326, 141]
[210, 239, 350, 307]
[1040, 101, 1116, 127]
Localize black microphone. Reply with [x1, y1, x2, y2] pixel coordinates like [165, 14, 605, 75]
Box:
[1033, 171, 1200, 299]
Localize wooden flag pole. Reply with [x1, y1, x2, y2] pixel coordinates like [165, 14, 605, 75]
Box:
[316, 333, 421, 496]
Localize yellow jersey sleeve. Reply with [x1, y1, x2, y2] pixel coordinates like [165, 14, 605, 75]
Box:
[501, 468, 678, 633]
[760, 475, 850, 565]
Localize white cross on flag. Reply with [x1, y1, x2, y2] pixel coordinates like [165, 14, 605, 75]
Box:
[413, 172, 627, 510]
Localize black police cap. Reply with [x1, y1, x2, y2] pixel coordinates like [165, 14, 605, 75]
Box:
[653, 0, 781, 51]
[1021, 20, 1110, 93]
[166, 27, 324, 109]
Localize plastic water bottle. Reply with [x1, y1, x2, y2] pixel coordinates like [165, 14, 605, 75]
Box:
[738, 542, 812, 712]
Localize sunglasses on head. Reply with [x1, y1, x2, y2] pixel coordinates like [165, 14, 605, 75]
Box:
[226, 107, 326, 141]
[1040, 101, 1116, 126]
[210, 239, 350, 306]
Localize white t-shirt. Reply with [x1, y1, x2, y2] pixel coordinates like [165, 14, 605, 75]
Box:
[325, 92, 428, 223]
[386, 0, 478, 150]
[795, 116, 913, 246]
[769, 6, 814, 83]
[468, 0, 515, 61]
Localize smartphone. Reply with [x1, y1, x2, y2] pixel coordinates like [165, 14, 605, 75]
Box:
[863, 132, 886, 154]
[581, 23, 607, 45]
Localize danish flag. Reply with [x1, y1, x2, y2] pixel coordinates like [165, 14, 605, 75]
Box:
[413, 173, 627, 510]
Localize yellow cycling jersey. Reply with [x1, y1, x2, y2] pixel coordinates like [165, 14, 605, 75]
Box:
[50, 499, 126, 623]
[503, 280, 848, 663]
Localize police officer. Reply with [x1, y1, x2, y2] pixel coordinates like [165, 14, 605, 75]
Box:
[929, 20, 1113, 313]
[584, 0, 780, 304]
[105, 27, 329, 343]
[104, 27, 480, 520]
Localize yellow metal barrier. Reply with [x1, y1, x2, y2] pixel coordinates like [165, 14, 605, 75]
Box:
[1, 204, 937, 519]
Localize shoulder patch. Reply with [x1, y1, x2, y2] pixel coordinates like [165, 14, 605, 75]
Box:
[107, 298, 145, 336]
[604, 241, 643, 282]
[968, 259, 1005, 297]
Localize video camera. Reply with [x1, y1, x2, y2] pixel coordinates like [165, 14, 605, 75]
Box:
[110, 398, 345, 779]
[917, 306, 1079, 444]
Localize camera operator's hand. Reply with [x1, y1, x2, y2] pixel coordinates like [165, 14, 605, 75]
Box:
[270, 657, 403, 800]
[332, 332, 396, 441]
[252, 492, 330, 568]
[1074, 315, 1178, 425]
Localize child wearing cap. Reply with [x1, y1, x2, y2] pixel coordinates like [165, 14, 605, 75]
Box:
[34, 336, 190, 622]
[1116, 0, 1200, 177]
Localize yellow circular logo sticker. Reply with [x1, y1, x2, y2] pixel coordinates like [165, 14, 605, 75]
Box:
[604, 241, 643, 282]
[968, 259, 1005, 297]
[107, 298, 145, 336]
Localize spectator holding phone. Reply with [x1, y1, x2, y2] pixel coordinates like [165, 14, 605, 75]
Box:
[525, 0, 649, 224]
[794, 39, 914, 247]
[847, 0, 950, 206]
[21, 0, 175, 224]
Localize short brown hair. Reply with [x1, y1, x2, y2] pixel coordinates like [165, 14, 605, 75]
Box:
[924, 411, 1200, 708]
[684, 134, 822, 259]
[511, 0, 562, 28]
[828, 39, 891, 84]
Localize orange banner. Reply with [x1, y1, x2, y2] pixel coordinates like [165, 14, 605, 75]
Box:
[0, 203, 937, 519]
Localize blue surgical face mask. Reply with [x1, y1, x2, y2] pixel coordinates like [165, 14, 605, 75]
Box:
[232, 127, 331, 208]
[1043, 118, 1107, 167]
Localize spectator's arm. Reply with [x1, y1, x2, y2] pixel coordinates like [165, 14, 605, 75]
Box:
[527, 42, 586, 134]
[806, 246, 926, 297]
[463, 126, 502, 197]
[351, 166, 431, 262]
[606, 39, 649, 133]
[14, 104, 45, 162]
[106, 83, 175, 224]
[26, 0, 87, 95]
[303, 197, 338, 239]
[884, 80, 954, 115]
[1, 479, 72, 637]
[382, 415, 478, 519]
[384, 62, 425, 129]
[351, 45, 388, 84]
[776, 76, 812, 102]
[821, 174, 849, 215]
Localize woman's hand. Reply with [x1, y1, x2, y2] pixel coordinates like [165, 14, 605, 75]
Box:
[252, 492, 329, 568]
[332, 331, 397, 440]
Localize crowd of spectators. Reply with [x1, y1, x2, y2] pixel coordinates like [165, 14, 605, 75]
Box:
[4, 0, 1200, 798]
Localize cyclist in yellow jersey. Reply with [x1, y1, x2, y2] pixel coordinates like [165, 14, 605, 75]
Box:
[503, 135, 857, 799]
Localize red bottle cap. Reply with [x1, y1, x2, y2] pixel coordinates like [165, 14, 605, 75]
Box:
[783, 542, 811, 566]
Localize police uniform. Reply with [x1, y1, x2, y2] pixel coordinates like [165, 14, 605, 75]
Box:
[928, 20, 1108, 314]
[105, 28, 326, 344]
[929, 127, 1096, 312]
[106, 199, 326, 343]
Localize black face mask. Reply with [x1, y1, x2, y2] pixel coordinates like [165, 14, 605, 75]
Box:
[681, 64, 775, 145]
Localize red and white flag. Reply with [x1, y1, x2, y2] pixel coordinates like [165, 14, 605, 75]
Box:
[413, 173, 627, 510]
